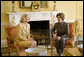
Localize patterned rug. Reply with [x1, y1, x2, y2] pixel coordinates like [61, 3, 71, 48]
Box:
[1, 45, 82, 56]
[64, 47, 82, 56]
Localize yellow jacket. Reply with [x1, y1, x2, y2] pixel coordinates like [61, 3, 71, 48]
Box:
[16, 23, 30, 41]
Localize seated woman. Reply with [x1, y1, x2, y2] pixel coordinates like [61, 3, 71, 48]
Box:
[52, 13, 68, 56]
[16, 14, 37, 48]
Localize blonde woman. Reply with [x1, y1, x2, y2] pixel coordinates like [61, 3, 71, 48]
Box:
[16, 14, 37, 48]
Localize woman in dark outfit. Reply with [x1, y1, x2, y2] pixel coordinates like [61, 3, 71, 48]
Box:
[52, 13, 68, 56]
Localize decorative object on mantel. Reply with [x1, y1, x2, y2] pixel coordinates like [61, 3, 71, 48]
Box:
[32, 1, 40, 11]
[33, 4, 39, 9]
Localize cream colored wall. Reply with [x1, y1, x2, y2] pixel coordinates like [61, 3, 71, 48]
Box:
[56, 1, 83, 19]
[56, 1, 77, 19]
[1, 1, 12, 40]
[1, 1, 12, 23]
[1, 1, 83, 40]
[76, 1, 83, 19]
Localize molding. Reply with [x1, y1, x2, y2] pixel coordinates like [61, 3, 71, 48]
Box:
[6, 11, 63, 14]
[6, 11, 63, 23]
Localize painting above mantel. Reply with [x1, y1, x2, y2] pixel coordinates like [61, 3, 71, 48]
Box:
[19, 1, 48, 12]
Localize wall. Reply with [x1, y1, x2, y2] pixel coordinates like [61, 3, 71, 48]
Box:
[56, 1, 83, 19]
[1, 1, 12, 40]
[76, 1, 83, 19]
[1, 1, 12, 23]
[56, 1, 77, 19]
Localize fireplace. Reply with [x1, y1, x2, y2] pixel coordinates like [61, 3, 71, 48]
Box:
[29, 20, 50, 45]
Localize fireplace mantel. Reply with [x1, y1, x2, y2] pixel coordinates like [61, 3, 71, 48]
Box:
[6, 11, 63, 26]
[6, 11, 76, 26]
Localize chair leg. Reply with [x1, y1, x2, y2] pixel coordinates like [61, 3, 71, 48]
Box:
[9, 52, 10, 56]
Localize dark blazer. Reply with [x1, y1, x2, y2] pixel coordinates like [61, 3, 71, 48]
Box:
[52, 22, 68, 38]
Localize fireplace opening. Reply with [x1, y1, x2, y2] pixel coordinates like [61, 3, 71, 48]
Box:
[29, 20, 50, 45]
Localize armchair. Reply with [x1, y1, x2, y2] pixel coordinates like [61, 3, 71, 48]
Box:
[5, 26, 27, 56]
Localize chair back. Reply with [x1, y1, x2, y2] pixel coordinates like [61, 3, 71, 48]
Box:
[65, 23, 74, 47]
[5, 26, 18, 51]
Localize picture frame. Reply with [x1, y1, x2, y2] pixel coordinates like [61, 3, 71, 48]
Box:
[40, 1, 47, 8]
[19, 1, 32, 8]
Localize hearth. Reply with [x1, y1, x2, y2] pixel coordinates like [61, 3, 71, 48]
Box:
[29, 20, 50, 45]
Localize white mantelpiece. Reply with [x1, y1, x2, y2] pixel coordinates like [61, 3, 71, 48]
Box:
[7, 11, 76, 26]
[7, 11, 63, 26]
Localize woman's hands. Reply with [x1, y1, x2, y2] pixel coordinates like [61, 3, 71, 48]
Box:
[52, 29, 57, 40]
[53, 34, 61, 41]
[53, 33, 57, 40]
[57, 36, 61, 41]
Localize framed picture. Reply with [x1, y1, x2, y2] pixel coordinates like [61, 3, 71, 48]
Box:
[19, 1, 33, 8]
[40, 1, 47, 8]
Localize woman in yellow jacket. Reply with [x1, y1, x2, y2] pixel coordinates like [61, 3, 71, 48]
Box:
[16, 14, 36, 48]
